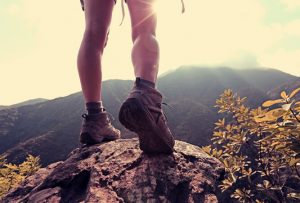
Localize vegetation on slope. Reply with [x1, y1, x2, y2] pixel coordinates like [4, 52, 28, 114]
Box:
[203, 88, 300, 202]
[0, 155, 40, 199]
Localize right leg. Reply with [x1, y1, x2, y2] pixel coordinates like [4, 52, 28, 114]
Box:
[119, 0, 174, 154]
[78, 0, 120, 145]
[127, 0, 159, 83]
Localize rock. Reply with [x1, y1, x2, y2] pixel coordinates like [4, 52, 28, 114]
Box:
[2, 138, 224, 203]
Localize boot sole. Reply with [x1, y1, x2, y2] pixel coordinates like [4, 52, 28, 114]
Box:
[80, 133, 105, 145]
[80, 133, 119, 146]
[119, 98, 173, 154]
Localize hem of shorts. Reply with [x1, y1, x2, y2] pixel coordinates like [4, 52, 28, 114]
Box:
[81, 0, 118, 11]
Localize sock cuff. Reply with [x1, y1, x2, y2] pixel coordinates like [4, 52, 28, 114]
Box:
[86, 101, 103, 109]
[136, 77, 155, 88]
[86, 101, 104, 114]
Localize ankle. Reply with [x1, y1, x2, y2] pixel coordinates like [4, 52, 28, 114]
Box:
[86, 101, 105, 115]
[135, 77, 156, 89]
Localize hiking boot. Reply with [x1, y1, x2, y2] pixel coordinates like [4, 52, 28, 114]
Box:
[118, 78, 175, 154]
[80, 110, 121, 145]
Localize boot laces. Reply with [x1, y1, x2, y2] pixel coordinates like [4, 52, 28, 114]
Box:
[81, 109, 115, 122]
[155, 102, 173, 123]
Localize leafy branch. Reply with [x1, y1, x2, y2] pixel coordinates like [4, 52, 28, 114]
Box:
[202, 88, 300, 203]
[0, 155, 40, 199]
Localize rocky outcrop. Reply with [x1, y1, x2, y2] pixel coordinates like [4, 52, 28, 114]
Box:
[2, 138, 224, 203]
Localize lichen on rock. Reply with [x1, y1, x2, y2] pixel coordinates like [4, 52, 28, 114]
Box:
[2, 138, 224, 203]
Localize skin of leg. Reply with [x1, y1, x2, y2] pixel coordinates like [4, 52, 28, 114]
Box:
[126, 0, 159, 83]
[77, 0, 115, 102]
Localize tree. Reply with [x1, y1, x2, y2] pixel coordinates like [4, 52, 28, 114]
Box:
[202, 88, 300, 203]
[0, 155, 40, 199]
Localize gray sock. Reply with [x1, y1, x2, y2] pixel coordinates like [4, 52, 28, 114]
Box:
[135, 77, 155, 88]
[86, 101, 104, 115]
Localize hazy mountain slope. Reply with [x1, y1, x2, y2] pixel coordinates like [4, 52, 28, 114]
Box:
[0, 98, 48, 110]
[232, 68, 297, 92]
[0, 80, 134, 165]
[0, 67, 297, 166]
[0, 93, 84, 163]
[158, 67, 296, 107]
[10, 98, 48, 108]
[267, 78, 300, 100]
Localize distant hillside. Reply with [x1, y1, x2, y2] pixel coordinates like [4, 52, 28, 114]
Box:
[0, 67, 298, 166]
[267, 78, 300, 100]
[0, 98, 48, 110]
[158, 66, 297, 107]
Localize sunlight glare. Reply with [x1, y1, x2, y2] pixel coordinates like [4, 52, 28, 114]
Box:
[152, 0, 160, 13]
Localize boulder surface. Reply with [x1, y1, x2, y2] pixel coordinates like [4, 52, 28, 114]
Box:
[2, 138, 224, 203]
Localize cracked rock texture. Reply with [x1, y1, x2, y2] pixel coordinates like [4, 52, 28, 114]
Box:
[2, 138, 224, 203]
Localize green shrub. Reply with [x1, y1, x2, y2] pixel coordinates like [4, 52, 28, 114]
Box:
[0, 155, 40, 199]
[203, 88, 300, 203]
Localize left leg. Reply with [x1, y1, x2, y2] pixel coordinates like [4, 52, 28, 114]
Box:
[78, 0, 120, 145]
[77, 0, 115, 103]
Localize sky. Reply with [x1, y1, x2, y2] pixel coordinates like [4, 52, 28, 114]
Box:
[0, 0, 300, 105]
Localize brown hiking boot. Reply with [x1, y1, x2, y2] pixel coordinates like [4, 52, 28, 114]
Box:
[118, 78, 175, 154]
[80, 111, 121, 145]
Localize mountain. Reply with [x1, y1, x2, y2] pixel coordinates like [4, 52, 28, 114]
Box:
[0, 67, 298, 166]
[0, 98, 48, 110]
[158, 66, 297, 106]
[267, 78, 300, 100]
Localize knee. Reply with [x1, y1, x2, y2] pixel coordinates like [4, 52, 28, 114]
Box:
[83, 26, 110, 53]
[132, 32, 158, 52]
[132, 29, 156, 42]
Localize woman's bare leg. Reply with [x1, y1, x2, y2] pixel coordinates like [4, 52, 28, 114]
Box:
[78, 0, 121, 145]
[126, 0, 159, 83]
[77, 0, 115, 102]
[119, 0, 174, 154]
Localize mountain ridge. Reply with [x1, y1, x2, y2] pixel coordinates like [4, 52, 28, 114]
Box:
[0, 98, 48, 110]
[0, 66, 298, 166]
